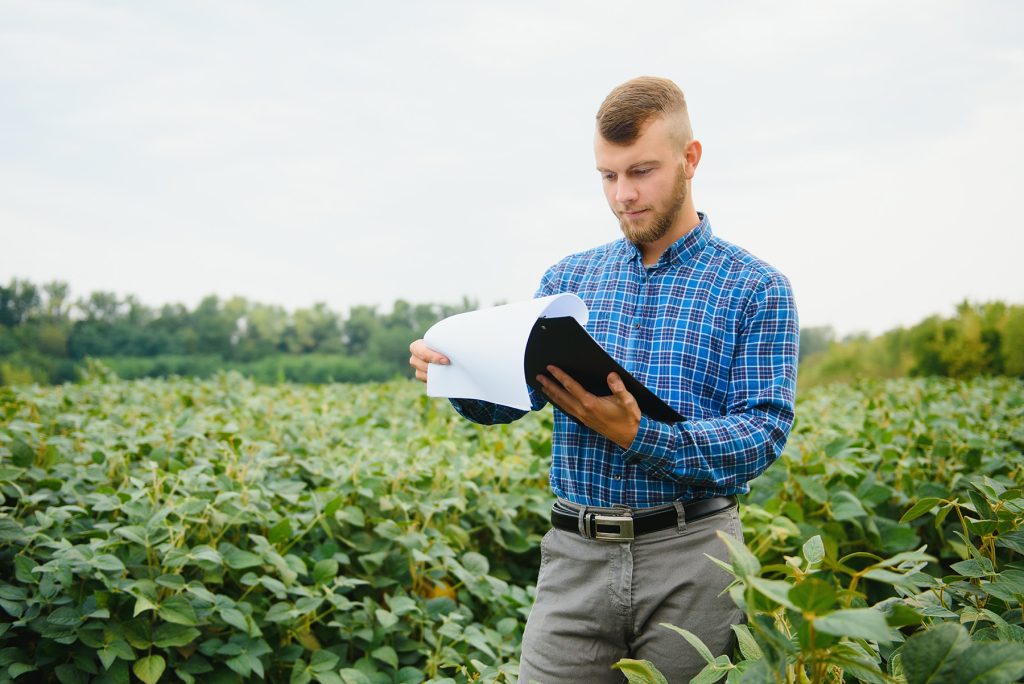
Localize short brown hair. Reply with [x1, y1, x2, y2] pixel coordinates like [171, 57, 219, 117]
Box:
[596, 76, 692, 147]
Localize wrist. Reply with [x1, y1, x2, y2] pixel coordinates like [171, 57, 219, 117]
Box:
[612, 419, 640, 449]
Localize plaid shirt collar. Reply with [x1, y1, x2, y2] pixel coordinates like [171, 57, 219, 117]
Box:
[618, 212, 713, 268]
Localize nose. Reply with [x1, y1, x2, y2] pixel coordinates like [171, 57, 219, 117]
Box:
[615, 177, 638, 205]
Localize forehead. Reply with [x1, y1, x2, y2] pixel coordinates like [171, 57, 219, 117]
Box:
[594, 116, 676, 170]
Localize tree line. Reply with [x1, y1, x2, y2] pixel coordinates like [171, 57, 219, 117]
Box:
[0, 279, 475, 385]
[1, 278, 1021, 388]
[797, 300, 1024, 389]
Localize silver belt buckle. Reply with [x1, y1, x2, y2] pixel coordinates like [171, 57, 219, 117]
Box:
[592, 514, 634, 542]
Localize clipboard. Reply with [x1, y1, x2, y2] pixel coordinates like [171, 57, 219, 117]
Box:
[524, 316, 685, 424]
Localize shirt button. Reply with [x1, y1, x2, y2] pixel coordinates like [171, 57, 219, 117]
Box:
[614, 475, 622, 481]
[633, 322, 641, 329]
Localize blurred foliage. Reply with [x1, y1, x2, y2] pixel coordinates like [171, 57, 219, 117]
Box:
[0, 279, 477, 386]
[799, 300, 1024, 391]
[3, 279, 1022, 390]
[2, 374, 1022, 682]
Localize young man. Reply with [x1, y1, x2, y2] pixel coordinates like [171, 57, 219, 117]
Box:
[410, 76, 798, 683]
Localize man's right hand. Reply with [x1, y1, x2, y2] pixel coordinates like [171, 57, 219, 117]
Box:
[409, 339, 450, 384]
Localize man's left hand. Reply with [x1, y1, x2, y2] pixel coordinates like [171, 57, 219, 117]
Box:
[536, 366, 641, 449]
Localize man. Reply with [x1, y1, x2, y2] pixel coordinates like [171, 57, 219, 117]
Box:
[409, 76, 798, 683]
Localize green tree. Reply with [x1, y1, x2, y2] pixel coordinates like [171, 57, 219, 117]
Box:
[1003, 305, 1024, 376]
[343, 305, 380, 356]
[0, 278, 41, 327]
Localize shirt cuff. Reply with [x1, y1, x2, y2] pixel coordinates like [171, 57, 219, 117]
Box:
[621, 415, 677, 477]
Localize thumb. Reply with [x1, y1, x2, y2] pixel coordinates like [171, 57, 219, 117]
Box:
[608, 373, 640, 417]
[608, 372, 627, 396]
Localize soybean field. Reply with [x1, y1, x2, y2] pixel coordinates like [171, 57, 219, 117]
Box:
[1, 372, 1023, 683]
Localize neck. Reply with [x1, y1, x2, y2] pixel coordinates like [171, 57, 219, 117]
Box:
[640, 203, 701, 266]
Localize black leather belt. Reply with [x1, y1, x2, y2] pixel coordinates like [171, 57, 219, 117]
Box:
[550, 496, 737, 542]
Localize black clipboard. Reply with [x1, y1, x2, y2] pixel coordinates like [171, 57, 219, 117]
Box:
[524, 316, 685, 424]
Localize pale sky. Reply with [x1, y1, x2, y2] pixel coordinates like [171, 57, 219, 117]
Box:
[2, 1, 1022, 336]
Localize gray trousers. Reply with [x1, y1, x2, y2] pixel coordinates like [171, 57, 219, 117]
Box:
[518, 501, 745, 684]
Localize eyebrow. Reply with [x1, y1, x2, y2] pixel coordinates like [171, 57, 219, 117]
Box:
[595, 160, 662, 173]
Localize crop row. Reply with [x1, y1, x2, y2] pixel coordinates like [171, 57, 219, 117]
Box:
[1, 374, 1023, 683]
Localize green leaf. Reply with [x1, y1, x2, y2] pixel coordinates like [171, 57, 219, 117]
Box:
[881, 602, 924, 628]
[902, 622, 971, 684]
[714, 530, 761, 580]
[189, 545, 223, 565]
[690, 661, 731, 684]
[133, 596, 158, 618]
[309, 649, 339, 673]
[802, 535, 824, 566]
[611, 658, 669, 684]
[321, 496, 344, 519]
[748, 578, 796, 609]
[158, 596, 198, 626]
[268, 518, 292, 545]
[789, 578, 836, 614]
[9, 662, 37, 678]
[795, 475, 829, 504]
[387, 595, 418, 615]
[956, 641, 1024, 684]
[155, 574, 185, 590]
[121, 619, 154, 649]
[996, 530, 1024, 555]
[900, 497, 942, 523]
[338, 669, 373, 684]
[313, 559, 338, 585]
[221, 545, 263, 570]
[335, 506, 365, 527]
[830, 491, 867, 521]
[226, 652, 259, 678]
[153, 623, 201, 648]
[219, 607, 248, 632]
[462, 551, 489, 575]
[114, 526, 148, 546]
[395, 667, 424, 683]
[97, 645, 119, 671]
[951, 558, 993, 578]
[47, 606, 82, 626]
[814, 608, 893, 642]
[375, 608, 398, 628]
[371, 645, 398, 669]
[94, 554, 125, 573]
[730, 624, 762, 661]
[259, 576, 287, 595]
[10, 439, 34, 467]
[659, 623, 715, 664]
[133, 655, 166, 684]
[983, 569, 1024, 603]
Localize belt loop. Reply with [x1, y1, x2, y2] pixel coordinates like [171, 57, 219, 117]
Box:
[674, 501, 687, 533]
[577, 506, 589, 538]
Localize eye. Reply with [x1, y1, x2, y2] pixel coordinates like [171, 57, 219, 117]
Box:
[633, 168, 652, 177]
[601, 172, 616, 181]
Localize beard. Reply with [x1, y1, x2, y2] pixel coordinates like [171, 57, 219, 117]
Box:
[617, 163, 688, 245]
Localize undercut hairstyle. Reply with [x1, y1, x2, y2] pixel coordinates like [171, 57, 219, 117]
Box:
[596, 76, 693, 148]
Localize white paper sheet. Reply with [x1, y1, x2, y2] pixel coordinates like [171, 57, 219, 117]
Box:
[423, 293, 589, 410]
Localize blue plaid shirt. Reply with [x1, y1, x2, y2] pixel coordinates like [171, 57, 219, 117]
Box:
[451, 213, 798, 508]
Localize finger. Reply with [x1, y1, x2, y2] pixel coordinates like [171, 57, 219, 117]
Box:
[409, 354, 429, 373]
[537, 374, 584, 417]
[607, 372, 629, 398]
[545, 365, 590, 400]
[415, 369, 427, 383]
[410, 339, 450, 365]
[608, 371, 639, 407]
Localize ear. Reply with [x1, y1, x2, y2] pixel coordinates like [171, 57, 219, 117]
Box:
[683, 138, 702, 179]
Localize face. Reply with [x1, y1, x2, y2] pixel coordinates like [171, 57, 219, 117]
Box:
[594, 116, 691, 245]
